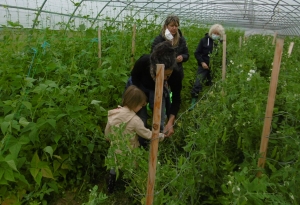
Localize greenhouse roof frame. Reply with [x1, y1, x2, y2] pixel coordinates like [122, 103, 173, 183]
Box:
[0, 0, 300, 36]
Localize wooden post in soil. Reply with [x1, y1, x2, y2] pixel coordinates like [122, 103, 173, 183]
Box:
[131, 24, 136, 69]
[98, 28, 101, 67]
[239, 36, 242, 49]
[222, 34, 227, 81]
[257, 38, 284, 177]
[288, 42, 294, 58]
[146, 64, 164, 205]
[272, 32, 277, 45]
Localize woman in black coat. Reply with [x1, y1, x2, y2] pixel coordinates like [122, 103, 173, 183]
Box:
[130, 41, 182, 147]
[151, 15, 189, 80]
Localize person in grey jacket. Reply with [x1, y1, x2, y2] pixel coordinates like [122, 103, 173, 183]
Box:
[189, 24, 225, 110]
[151, 15, 189, 79]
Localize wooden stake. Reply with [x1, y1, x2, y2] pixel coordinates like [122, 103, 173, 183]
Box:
[288, 42, 294, 57]
[222, 34, 227, 81]
[272, 32, 277, 45]
[131, 24, 136, 69]
[146, 64, 164, 205]
[239, 36, 242, 49]
[98, 28, 101, 67]
[257, 38, 284, 177]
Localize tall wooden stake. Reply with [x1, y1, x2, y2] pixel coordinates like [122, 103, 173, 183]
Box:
[98, 28, 102, 67]
[257, 38, 284, 177]
[222, 34, 227, 81]
[131, 24, 136, 69]
[239, 36, 242, 49]
[146, 64, 164, 205]
[272, 32, 277, 45]
[288, 42, 294, 57]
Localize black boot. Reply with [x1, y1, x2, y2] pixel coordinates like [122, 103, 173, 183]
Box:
[107, 173, 116, 194]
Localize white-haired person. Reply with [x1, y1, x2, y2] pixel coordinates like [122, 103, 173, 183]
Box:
[189, 24, 225, 110]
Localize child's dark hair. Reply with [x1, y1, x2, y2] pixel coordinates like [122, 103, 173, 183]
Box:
[122, 85, 147, 110]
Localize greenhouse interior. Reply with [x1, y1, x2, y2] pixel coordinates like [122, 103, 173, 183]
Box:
[0, 0, 300, 204]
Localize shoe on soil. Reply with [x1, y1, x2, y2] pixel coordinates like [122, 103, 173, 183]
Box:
[188, 98, 197, 111]
[107, 173, 116, 194]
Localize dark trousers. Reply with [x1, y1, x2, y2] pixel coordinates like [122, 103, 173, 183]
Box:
[190, 66, 212, 98]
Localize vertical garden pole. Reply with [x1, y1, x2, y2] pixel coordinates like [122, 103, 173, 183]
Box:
[272, 32, 277, 45]
[222, 34, 227, 81]
[131, 24, 136, 69]
[146, 64, 164, 205]
[288, 42, 294, 57]
[239, 36, 242, 49]
[98, 28, 102, 67]
[257, 38, 284, 176]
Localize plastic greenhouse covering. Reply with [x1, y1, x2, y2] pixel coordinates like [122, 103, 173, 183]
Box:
[1, 0, 300, 36]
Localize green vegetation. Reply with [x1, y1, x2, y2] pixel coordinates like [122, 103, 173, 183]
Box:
[0, 18, 300, 204]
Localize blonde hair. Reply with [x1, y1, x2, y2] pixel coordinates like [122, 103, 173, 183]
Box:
[161, 15, 180, 46]
[209, 24, 225, 40]
[122, 85, 147, 110]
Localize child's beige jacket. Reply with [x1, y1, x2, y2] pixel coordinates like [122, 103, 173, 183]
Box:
[105, 106, 164, 148]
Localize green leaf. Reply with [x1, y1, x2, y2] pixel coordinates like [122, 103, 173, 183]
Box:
[22, 101, 32, 110]
[4, 168, 15, 182]
[0, 177, 8, 185]
[9, 144, 21, 159]
[3, 100, 13, 105]
[91, 100, 101, 104]
[41, 166, 54, 179]
[55, 114, 67, 120]
[67, 105, 87, 112]
[32, 84, 48, 94]
[29, 128, 39, 143]
[35, 171, 42, 185]
[53, 160, 61, 172]
[11, 120, 20, 131]
[59, 169, 68, 180]
[43, 146, 53, 158]
[5, 160, 18, 172]
[31, 152, 40, 168]
[45, 80, 58, 88]
[61, 161, 70, 170]
[19, 117, 30, 127]
[20, 122, 36, 133]
[15, 172, 29, 185]
[87, 143, 94, 153]
[30, 168, 40, 179]
[1, 121, 10, 134]
[54, 135, 62, 144]
[47, 119, 56, 128]
[0, 169, 4, 179]
[48, 181, 59, 193]
[4, 114, 14, 121]
[25, 77, 36, 83]
[19, 136, 30, 145]
[16, 157, 26, 169]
